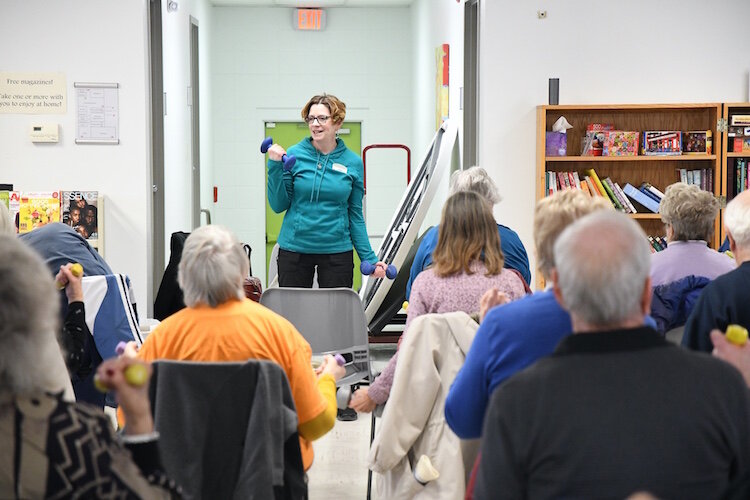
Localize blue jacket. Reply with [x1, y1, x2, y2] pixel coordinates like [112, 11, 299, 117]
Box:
[650, 275, 710, 335]
[405, 224, 530, 299]
[445, 290, 659, 440]
[267, 137, 377, 263]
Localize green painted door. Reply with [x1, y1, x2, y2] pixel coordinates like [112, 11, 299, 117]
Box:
[264, 122, 363, 290]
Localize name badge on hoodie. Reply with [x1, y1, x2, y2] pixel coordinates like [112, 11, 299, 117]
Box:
[332, 163, 347, 174]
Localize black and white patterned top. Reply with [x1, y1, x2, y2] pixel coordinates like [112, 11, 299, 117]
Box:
[0, 390, 182, 499]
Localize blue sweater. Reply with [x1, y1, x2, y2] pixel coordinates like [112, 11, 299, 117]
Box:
[445, 290, 570, 439]
[405, 223, 530, 299]
[267, 137, 377, 264]
[445, 290, 660, 439]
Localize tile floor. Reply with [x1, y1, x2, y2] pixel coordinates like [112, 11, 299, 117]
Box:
[307, 343, 395, 500]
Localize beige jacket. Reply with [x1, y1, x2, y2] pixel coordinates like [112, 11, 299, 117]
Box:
[368, 311, 480, 500]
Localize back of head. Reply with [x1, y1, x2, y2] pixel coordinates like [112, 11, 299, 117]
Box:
[659, 182, 719, 241]
[0, 203, 14, 235]
[449, 166, 502, 206]
[725, 190, 750, 249]
[178, 225, 248, 308]
[554, 211, 651, 326]
[0, 235, 61, 395]
[433, 190, 504, 276]
[534, 190, 613, 280]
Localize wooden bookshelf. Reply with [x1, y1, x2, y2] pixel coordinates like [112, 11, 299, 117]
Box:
[537, 103, 723, 290]
[720, 102, 750, 244]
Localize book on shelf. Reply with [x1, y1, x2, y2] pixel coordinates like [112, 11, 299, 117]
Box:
[679, 168, 688, 184]
[602, 177, 626, 212]
[648, 236, 663, 252]
[570, 172, 581, 189]
[580, 178, 592, 196]
[61, 190, 99, 246]
[613, 181, 637, 213]
[638, 186, 662, 204]
[584, 169, 610, 201]
[642, 183, 665, 199]
[583, 176, 602, 197]
[18, 191, 61, 233]
[731, 115, 750, 127]
[623, 183, 660, 213]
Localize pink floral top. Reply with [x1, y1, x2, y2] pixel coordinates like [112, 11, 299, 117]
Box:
[367, 262, 526, 404]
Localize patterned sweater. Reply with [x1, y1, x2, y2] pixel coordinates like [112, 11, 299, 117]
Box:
[368, 262, 526, 404]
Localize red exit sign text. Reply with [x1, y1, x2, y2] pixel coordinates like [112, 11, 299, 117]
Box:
[295, 9, 326, 31]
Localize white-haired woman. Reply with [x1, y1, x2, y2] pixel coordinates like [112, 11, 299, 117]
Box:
[651, 182, 735, 286]
[405, 166, 530, 299]
[127, 225, 344, 471]
[0, 235, 180, 497]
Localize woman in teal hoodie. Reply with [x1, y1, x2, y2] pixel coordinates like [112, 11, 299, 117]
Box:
[267, 94, 386, 288]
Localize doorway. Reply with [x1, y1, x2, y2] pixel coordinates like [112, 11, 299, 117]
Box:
[189, 17, 201, 229]
[463, 0, 480, 166]
[264, 121, 364, 290]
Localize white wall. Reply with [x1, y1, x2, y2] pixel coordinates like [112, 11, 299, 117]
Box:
[211, 7, 413, 283]
[410, 0, 464, 231]
[0, 0, 152, 312]
[480, 0, 750, 287]
[161, 0, 214, 252]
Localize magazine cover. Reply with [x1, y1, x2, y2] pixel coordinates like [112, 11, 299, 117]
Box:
[0, 191, 21, 233]
[61, 190, 99, 243]
[18, 191, 61, 233]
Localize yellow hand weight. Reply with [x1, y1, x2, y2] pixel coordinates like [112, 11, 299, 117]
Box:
[70, 263, 83, 277]
[94, 364, 149, 393]
[57, 262, 84, 289]
[124, 364, 149, 387]
[726, 324, 749, 346]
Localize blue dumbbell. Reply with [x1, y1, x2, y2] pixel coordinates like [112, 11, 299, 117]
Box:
[360, 261, 398, 280]
[261, 137, 296, 171]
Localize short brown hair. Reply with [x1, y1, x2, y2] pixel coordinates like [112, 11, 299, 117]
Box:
[432, 191, 504, 277]
[301, 94, 346, 124]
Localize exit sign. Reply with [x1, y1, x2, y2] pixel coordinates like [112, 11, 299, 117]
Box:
[295, 8, 326, 31]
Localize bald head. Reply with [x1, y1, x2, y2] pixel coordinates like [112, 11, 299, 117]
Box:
[725, 191, 750, 262]
[553, 211, 651, 329]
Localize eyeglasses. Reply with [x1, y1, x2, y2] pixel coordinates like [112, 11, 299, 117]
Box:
[305, 115, 331, 125]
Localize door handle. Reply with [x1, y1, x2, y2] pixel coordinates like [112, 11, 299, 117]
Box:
[200, 208, 211, 225]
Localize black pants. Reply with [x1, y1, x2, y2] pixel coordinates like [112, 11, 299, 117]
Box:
[277, 248, 354, 288]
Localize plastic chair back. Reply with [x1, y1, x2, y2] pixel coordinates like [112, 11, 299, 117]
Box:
[260, 286, 370, 387]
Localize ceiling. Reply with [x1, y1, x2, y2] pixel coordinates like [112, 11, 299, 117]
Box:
[211, 0, 414, 6]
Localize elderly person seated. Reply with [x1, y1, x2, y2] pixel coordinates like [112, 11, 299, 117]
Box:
[350, 191, 527, 413]
[0, 235, 180, 498]
[649, 182, 735, 335]
[125, 225, 345, 471]
[406, 166, 531, 299]
[683, 190, 750, 352]
[475, 212, 750, 499]
[651, 182, 734, 286]
[445, 189, 612, 440]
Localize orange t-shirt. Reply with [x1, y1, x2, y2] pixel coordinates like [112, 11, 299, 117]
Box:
[137, 298, 326, 470]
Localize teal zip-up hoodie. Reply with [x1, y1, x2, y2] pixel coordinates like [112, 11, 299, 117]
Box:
[267, 137, 378, 264]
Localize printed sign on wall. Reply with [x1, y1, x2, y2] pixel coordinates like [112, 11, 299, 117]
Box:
[0, 72, 66, 114]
